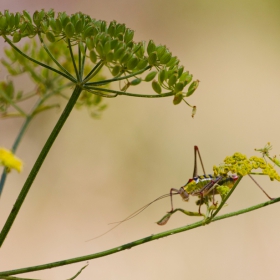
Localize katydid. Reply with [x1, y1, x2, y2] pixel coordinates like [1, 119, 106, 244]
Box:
[86, 146, 278, 241]
[157, 146, 274, 225]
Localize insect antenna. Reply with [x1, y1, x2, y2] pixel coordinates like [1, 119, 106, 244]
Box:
[85, 193, 178, 242]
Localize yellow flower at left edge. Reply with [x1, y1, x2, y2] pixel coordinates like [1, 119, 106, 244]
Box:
[0, 147, 23, 173]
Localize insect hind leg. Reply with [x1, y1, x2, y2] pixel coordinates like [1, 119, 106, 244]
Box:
[248, 174, 274, 200]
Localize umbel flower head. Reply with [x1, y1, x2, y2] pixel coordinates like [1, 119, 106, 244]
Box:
[213, 152, 280, 181]
[0, 9, 199, 115]
[0, 147, 22, 172]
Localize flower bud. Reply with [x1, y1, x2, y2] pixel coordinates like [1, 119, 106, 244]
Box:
[62, 16, 70, 30]
[147, 40, 156, 55]
[144, 71, 157, 82]
[127, 56, 139, 70]
[33, 11, 41, 27]
[148, 51, 157, 65]
[152, 80, 161, 94]
[120, 51, 132, 64]
[124, 29, 134, 43]
[160, 52, 171, 64]
[130, 78, 141, 86]
[65, 22, 75, 38]
[186, 80, 199, 97]
[168, 74, 177, 87]
[89, 50, 97, 63]
[55, 18, 62, 33]
[173, 92, 183, 105]
[107, 21, 116, 36]
[106, 51, 114, 62]
[174, 82, 184, 93]
[46, 31, 56, 42]
[179, 71, 192, 85]
[75, 19, 84, 34]
[178, 66, 184, 77]
[114, 47, 125, 60]
[110, 38, 119, 49]
[12, 31, 21, 43]
[112, 64, 121, 76]
[96, 41, 104, 57]
[156, 45, 166, 59]
[14, 12, 21, 28]
[23, 10, 32, 23]
[86, 36, 95, 50]
[136, 59, 148, 70]
[158, 69, 167, 84]
[79, 41, 86, 55]
[103, 40, 111, 54]
[0, 16, 8, 30]
[166, 56, 179, 67]
[8, 13, 15, 28]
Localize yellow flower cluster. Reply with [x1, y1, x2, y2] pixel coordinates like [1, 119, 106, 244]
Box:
[0, 148, 22, 173]
[216, 185, 231, 200]
[213, 152, 280, 181]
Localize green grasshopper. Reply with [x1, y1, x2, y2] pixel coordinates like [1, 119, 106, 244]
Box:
[86, 145, 278, 241]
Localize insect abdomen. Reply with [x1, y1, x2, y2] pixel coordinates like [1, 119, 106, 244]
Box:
[183, 174, 217, 194]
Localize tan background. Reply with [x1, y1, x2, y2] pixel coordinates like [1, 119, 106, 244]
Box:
[1, 0, 280, 279]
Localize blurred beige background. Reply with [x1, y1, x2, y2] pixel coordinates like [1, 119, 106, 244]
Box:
[1, 0, 280, 279]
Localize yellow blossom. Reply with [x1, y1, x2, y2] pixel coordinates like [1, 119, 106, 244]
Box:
[0, 148, 23, 172]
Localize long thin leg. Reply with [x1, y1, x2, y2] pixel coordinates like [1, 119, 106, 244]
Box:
[196, 177, 223, 213]
[248, 174, 274, 200]
[193, 146, 206, 177]
[169, 188, 186, 212]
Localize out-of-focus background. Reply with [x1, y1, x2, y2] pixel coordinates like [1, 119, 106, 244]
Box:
[1, 0, 280, 279]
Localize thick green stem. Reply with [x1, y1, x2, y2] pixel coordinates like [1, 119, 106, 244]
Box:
[0, 86, 83, 247]
[0, 196, 279, 277]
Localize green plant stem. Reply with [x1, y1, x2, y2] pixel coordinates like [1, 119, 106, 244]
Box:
[0, 86, 83, 247]
[37, 34, 76, 82]
[207, 176, 242, 222]
[85, 66, 151, 86]
[3, 36, 76, 84]
[0, 196, 279, 277]
[67, 39, 79, 81]
[83, 86, 174, 98]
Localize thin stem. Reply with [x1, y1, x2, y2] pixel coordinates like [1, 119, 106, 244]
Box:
[81, 61, 104, 84]
[38, 34, 76, 83]
[0, 86, 83, 247]
[85, 66, 151, 86]
[3, 36, 76, 84]
[207, 176, 243, 222]
[0, 90, 27, 117]
[0, 196, 279, 277]
[83, 86, 174, 98]
[67, 39, 79, 81]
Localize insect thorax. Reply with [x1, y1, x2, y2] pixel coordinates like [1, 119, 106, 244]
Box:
[183, 174, 236, 194]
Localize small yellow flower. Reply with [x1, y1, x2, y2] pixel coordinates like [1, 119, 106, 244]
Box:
[0, 148, 23, 173]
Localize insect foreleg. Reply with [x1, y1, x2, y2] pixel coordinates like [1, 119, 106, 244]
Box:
[169, 187, 189, 212]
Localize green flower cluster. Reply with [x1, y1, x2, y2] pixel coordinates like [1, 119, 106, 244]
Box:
[0, 9, 199, 107]
[213, 152, 280, 181]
